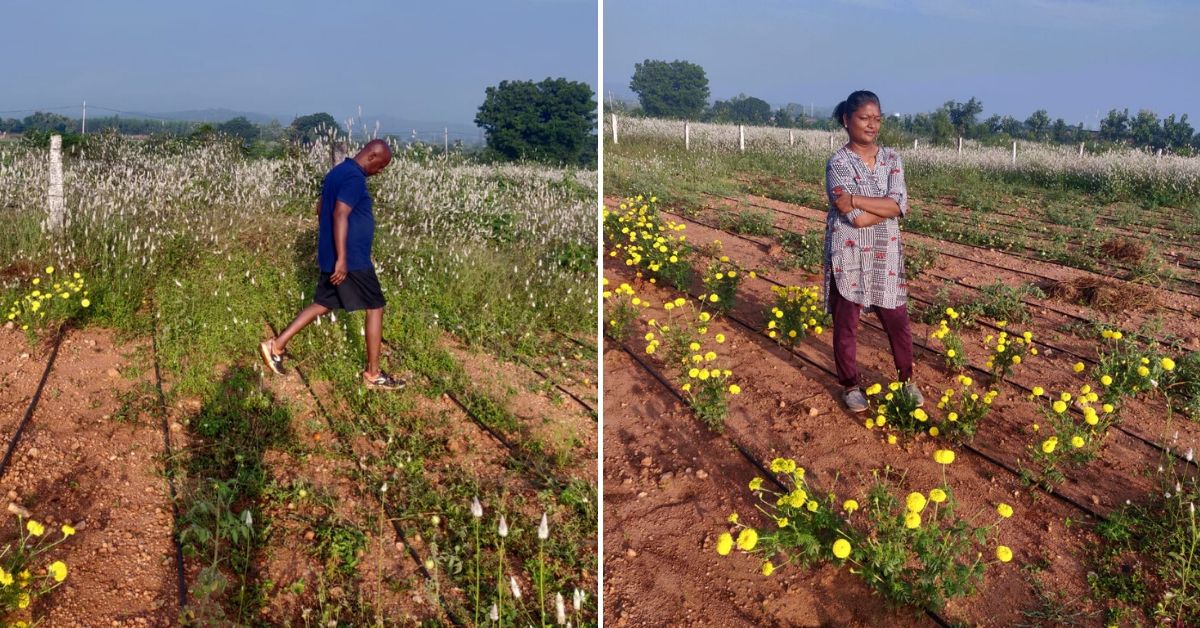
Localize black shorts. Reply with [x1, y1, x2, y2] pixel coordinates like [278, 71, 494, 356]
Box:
[314, 267, 386, 312]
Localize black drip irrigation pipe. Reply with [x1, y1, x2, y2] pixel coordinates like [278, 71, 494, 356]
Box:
[659, 208, 1200, 470]
[709, 193, 1199, 316]
[673, 208, 1101, 365]
[264, 322, 465, 627]
[150, 313, 189, 614]
[607, 261, 1126, 524]
[0, 324, 65, 479]
[615, 344, 951, 628]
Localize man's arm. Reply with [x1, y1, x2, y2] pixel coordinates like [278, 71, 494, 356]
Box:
[852, 211, 888, 227]
[330, 200, 352, 285]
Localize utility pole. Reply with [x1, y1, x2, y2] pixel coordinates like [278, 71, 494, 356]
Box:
[81, 101, 87, 135]
[444, 127, 448, 153]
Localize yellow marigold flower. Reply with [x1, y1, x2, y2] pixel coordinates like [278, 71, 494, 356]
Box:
[761, 562, 776, 576]
[1071, 435, 1086, 448]
[887, 434, 897, 445]
[716, 532, 734, 555]
[832, 538, 852, 559]
[689, 342, 701, 351]
[961, 377, 973, 387]
[18, 592, 29, 608]
[788, 489, 807, 508]
[48, 561, 67, 582]
[26, 520, 44, 536]
[681, 383, 691, 392]
[1052, 400, 1067, 414]
[996, 545, 1013, 563]
[674, 297, 686, 307]
[45, 266, 54, 274]
[749, 477, 764, 491]
[1112, 331, 1123, 340]
[729, 384, 741, 395]
[1084, 410, 1099, 426]
[889, 382, 901, 392]
[875, 416, 886, 427]
[704, 351, 717, 361]
[947, 412, 959, 422]
[1061, 392, 1072, 402]
[947, 349, 956, 358]
[929, 488, 947, 503]
[715, 333, 726, 343]
[728, 512, 739, 524]
[997, 503, 1013, 518]
[1101, 375, 1113, 386]
[929, 426, 940, 437]
[698, 369, 710, 380]
[0, 569, 11, 586]
[864, 419, 874, 430]
[904, 511, 921, 529]
[1041, 438, 1058, 454]
[814, 326, 824, 335]
[865, 383, 882, 395]
[806, 500, 819, 512]
[1011, 355, 1021, 364]
[843, 499, 859, 513]
[1073, 362, 1085, 373]
[933, 450, 956, 465]
[709, 294, 720, 303]
[906, 492, 927, 513]
[645, 344, 656, 354]
[736, 528, 759, 551]
[1138, 365, 1150, 377]
[912, 408, 928, 422]
[61, 524, 75, 536]
[32, 278, 40, 285]
[1032, 386, 1044, 397]
[1162, 357, 1176, 371]
[1102, 403, 1115, 414]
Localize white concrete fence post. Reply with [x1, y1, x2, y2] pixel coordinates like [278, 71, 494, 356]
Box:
[1011, 141, 1017, 165]
[611, 114, 618, 144]
[685, 121, 690, 150]
[46, 135, 64, 233]
[913, 139, 919, 149]
[829, 134, 834, 149]
[739, 125, 745, 152]
[1079, 142, 1085, 157]
[957, 136, 963, 155]
[789, 130, 794, 147]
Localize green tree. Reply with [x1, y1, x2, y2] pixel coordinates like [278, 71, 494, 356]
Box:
[475, 77, 597, 167]
[1161, 113, 1194, 151]
[930, 109, 955, 146]
[945, 98, 983, 137]
[709, 94, 772, 125]
[773, 107, 794, 128]
[629, 59, 710, 119]
[21, 111, 73, 133]
[218, 117, 260, 144]
[1129, 109, 1159, 148]
[1099, 108, 1130, 142]
[289, 112, 339, 144]
[1024, 109, 1051, 141]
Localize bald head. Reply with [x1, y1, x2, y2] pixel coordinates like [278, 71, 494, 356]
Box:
[354, 139, 393, 176]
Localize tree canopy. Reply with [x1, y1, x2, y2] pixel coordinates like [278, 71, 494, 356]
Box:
[289, 112, 339, 144]
[475, 77, 597, 167]
[629, 59, 710, 119]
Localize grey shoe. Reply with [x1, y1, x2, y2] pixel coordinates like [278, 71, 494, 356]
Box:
[904, 381, 925, 407]
[843, 387, 869, 413]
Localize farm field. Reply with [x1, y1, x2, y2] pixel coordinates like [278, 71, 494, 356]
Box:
[0, 134, 597, 626]
[603, 119, 1200, 626]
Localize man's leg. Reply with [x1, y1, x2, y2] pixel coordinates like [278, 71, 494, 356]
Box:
[363, 307, 383, 378]
[274, 303, 331, 352]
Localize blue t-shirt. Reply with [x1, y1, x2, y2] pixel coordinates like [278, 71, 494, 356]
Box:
[317, 158, 375, 273]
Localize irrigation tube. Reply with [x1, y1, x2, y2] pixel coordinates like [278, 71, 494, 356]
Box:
[265, 321, 465, 627]
[616, 344, 952, 628]
[657, 207, 1199, 470]
[0, 324, 65, 479]
[708, 194, 1198, 316]
[608, 262, 1121, 523]
[150, 313, 189, 613]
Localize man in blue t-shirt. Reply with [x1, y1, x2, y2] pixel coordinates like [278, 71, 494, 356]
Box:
[259, 139, 405, 389]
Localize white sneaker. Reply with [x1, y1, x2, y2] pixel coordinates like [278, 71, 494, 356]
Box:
[843, 388, 868, 413]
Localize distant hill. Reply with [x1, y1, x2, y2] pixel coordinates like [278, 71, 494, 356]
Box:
[125, 108, 279, 124]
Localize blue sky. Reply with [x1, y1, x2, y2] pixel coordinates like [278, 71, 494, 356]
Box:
[0, 0, 597, 134]
[604, 0, 1200, 128]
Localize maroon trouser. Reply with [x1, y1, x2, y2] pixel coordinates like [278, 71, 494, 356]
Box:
[830, 284, 914, 388]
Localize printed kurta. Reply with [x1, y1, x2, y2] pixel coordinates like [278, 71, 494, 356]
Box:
[822, 145, 910, 313]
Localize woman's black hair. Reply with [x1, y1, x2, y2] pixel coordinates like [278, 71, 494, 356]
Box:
[833, 90, 881, 126]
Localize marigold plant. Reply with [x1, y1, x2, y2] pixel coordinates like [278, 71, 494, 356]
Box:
[601, 277, 643, 342]
[716, 456, 1013, 611]
[0, 513, 74, 620]
[603, 195, 692, 290]
[983, 326, 1035, 381]
[764, 285, 828, 347]
[935, 375, 999, 442]
[649, 296, 740, 429]
[700, 256, 741, 315]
